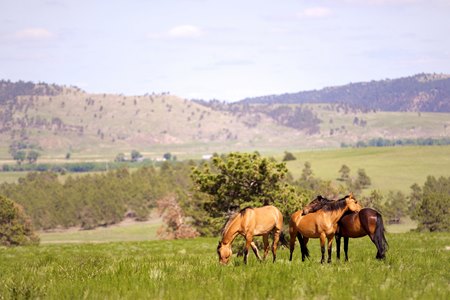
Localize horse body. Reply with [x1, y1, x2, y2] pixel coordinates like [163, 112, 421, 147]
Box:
[217, 205, 283, 265]
[336, 208, 388, 260]
[289, 194, 361, 263]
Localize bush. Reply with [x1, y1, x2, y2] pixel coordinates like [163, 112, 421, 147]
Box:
[0, 195, 39, 246]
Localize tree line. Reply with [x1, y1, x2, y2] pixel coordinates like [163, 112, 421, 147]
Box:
[342, 137, 450, 148]
[0, 152, 448, 246]
[239, 73, 450, 112]
[0, 162, 192, 230]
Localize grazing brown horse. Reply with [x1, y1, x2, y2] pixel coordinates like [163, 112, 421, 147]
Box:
[289, 194, 361, 263]
[335, 208, 388, 260]
[217, 205, 283, 265]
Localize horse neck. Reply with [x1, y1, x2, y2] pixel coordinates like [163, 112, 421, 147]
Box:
[221, 214, 241, 245]
[327, 205, 350, 223]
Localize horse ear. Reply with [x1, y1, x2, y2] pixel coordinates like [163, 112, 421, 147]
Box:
[349, 192, 353, 198]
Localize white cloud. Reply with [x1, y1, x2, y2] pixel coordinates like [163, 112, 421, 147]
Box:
[342, 0, 421, 4]
[298, 7, 332, 18]
[168, 25, 203, 39]
[14, 28, 55, 40]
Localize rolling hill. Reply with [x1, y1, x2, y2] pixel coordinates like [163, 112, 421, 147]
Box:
[1, 74, 450, 160]
[239, 73, 450, 112]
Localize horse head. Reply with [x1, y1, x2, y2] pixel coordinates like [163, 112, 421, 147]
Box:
[217, 241, 232, 265]
[345, 193, 362, 212]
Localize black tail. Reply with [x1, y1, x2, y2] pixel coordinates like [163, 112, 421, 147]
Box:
[297, 232, 310, 259]
[279, 232, 289, 248]
[374, 212, 388, 259]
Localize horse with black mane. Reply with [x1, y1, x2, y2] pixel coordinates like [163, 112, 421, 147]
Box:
[302, 195, 389, 260]
[217, 205, 283, 265]
[289, 193, 361, 263]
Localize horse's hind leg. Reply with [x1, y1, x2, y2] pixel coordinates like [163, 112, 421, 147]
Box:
[289, 225, 297, 261]
[272, 230, 280, 263]
[262, 234, 270, 260]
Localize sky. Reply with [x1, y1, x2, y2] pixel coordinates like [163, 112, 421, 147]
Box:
[1, 0, 450, 102]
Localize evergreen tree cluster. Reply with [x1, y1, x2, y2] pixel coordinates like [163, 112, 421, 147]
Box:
[343, 137, 450, 148]
[240, 73, 450, 112]
[0, 163, 193, 230]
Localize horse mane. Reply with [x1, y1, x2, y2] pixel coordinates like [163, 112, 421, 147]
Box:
[305, 195, 335, 214]
[321, 195, 351, 212]
[220, 206, 253, 237]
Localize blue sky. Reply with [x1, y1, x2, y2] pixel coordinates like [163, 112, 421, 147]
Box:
[1, 0, 449, 101]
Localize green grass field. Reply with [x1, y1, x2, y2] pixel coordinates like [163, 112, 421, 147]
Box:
[39, 221, 161, 244]
[282, 145, 450, 194]
[1, 233, 449, 299]
[2, 146, 449, 195]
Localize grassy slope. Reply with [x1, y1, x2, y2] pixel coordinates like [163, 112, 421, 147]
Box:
[1, 233, 449, 299]
[1, 87, 449, 160]
[282, 145, 450, 194]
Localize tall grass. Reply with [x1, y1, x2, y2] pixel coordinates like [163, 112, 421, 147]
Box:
[1, 233, 449, 299]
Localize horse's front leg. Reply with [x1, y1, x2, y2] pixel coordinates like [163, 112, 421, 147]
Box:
[344, 237, 349, 261]
[301, 236, 309, 262]
[327, 235, 334, 263]
[335, 234, 341, 260]
[244, 235, 261, 264]
[250, 241, 262, 262]
[320, 233, 326, 264]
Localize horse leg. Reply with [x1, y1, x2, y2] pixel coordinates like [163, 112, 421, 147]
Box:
[335, 234, 341, 260]
[301, 236, 309, 262]
[289, 227, 297, 261]
[250, 241, 262, 262]
[343, 236, 349, 261]
[262, 234, 270, 260]
[245, 234, 261, 264]
[320, 233, 326, 264]
[327, 235, 333, 263]
[271, 229, 280, 263]
[243, 237, 251, 264]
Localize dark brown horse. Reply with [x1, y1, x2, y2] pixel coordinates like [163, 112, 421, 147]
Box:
[217, 205, 283, 265]
[289, 194, 361, 263]
[302, 196, 388, 260]
[335, 208, 388, 260]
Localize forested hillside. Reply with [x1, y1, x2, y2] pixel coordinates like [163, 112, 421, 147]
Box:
[1, 76, 449, 159]
[239, 73, 450, 112]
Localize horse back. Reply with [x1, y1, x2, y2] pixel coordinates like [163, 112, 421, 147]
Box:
[251, 206, 283, 235]
[338, 212, 366, 238]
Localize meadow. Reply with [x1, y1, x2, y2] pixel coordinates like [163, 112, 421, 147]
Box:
[2, 146, 449, 195]
[1, 232, 449, 299]
[282, 145, 450, 194]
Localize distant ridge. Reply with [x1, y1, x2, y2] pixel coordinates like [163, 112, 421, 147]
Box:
[1, 74, 449, 156]
[239, 73, 450, 112]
